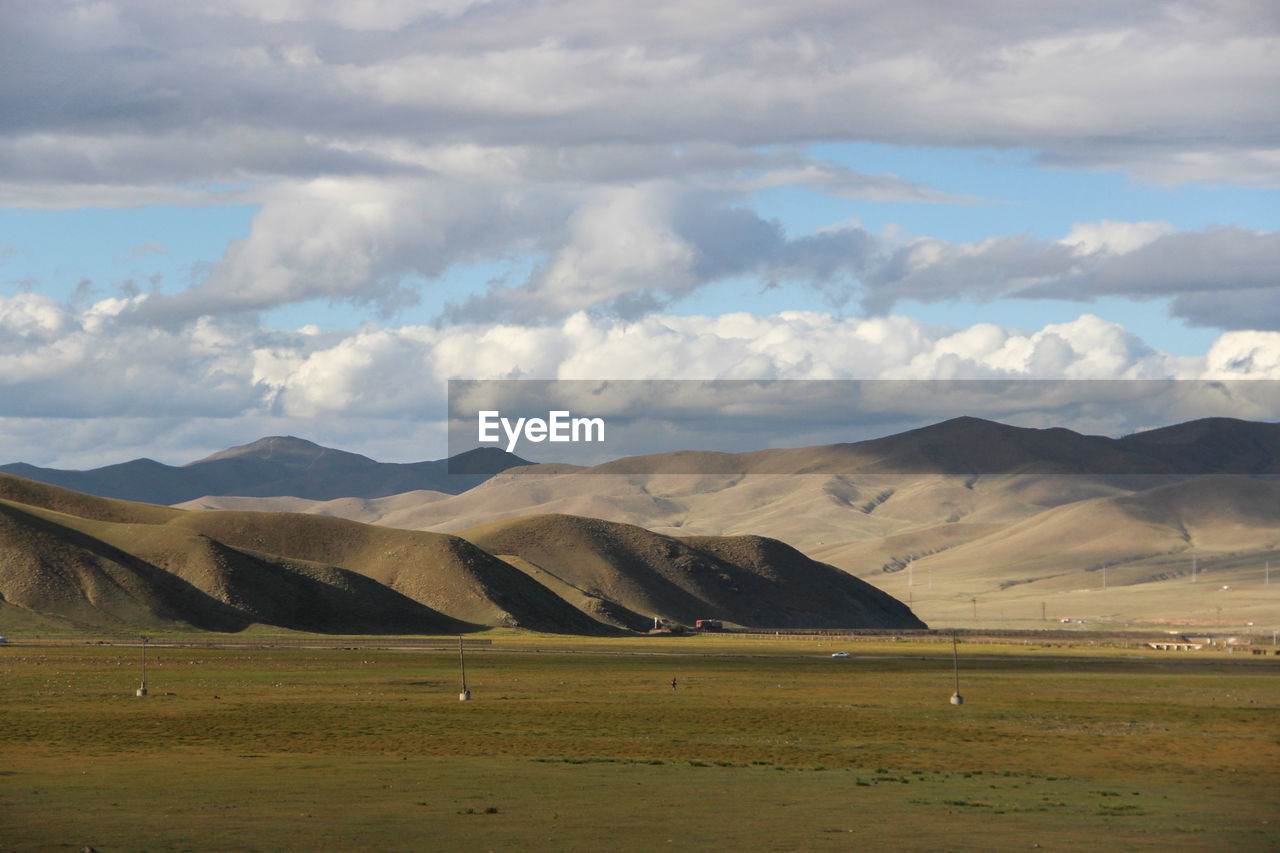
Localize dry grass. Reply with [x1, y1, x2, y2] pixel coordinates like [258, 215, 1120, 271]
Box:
[1, 635, 1277, 851]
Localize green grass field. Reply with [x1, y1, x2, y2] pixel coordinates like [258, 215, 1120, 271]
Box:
[2, 635, 1278, 851]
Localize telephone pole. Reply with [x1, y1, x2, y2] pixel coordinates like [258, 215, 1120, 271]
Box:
[458, 636, 471, 701]
[949, 633, 963, 705]
[136, 635, 149, 697]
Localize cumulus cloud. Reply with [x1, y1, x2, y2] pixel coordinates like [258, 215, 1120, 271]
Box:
[5, 3, 1278, 467]
[6, 287, 1280, 465]
[4, 3, 1276, 331]
[1059, 220, 1177, 257]
[0, 292, 271, 418]
[132, 176, 569, 322]
[0, 291, 1237, 422]
[141, 177, 890, 325]
[91, 152, 1271, 330]
[1204, 330, 1280, 378]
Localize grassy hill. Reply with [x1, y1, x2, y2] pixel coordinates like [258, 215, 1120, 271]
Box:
[458, 514, 922, 630]
[0, 473, 921, 634]
[172, 418, 1280, 631]
[874, 474, 1280, 629]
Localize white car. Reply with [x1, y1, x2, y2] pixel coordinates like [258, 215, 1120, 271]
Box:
[831, 651, 850, 658]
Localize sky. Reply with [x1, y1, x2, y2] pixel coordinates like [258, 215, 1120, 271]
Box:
[2, 0, 1279, 468]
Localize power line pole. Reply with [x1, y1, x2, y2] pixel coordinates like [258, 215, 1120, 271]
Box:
[136, 635, 149, 697]
[950, 632, 963, 705]
[458, 636, 471, 702]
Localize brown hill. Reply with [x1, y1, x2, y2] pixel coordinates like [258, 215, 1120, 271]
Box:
[0, 498, 244, 631]
[178, 467, 1279, 631]
[864, 474, 1280, 628]
[0, 483, 476, 635]
[0, 473, 919, 634]
[458, 514, 924, 630]
[162, 509, 611, 635]
[0, 472, 181, 525]
[912, 475, 1280, 580]
[0, 473, 603, 634]
[491, 553, 654, 632]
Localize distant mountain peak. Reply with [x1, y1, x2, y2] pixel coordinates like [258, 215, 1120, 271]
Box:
[187, 435, 372, 467]
[1, 437, 532, 504]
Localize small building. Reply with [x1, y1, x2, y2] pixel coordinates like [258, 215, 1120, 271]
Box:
[1147, 640, 1204, 651]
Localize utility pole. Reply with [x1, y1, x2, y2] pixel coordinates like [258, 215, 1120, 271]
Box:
[949, 633, 963, 705]
[458, 636, 471, 701]
[136, 635, 149, 697]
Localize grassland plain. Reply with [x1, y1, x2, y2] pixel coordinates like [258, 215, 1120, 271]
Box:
[1, 635, 1278, 851]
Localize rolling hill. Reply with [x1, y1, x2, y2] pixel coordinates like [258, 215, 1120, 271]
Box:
[0, 473, 922, 634]
[458, 514, 920, 631]
[171, 418, 1280, 631]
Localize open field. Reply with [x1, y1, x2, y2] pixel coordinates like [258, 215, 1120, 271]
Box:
[2, 634, 1278, 851]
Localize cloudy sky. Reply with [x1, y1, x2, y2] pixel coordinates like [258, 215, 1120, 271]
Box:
[2, 0, 1279, 467]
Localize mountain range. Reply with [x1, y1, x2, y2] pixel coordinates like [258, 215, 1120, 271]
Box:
[0, 437, 529, 504]
[173, 417, 1280, 631]
[9, 417, 1279, 511]
[5, 416, 1277, 632]
[0, 473, 920, 635]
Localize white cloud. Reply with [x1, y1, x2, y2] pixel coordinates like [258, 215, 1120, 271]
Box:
[0, 293, 269, 418]
[5, 287, 1280, 466]
[234, 311, 1280, 425]
[1060, 220, 1177, 257]
[134, 176, 567, 323]
[0, 293, 73, 340]
[3, 3, 1276, 336]
[1204, 330, 1280, 378]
